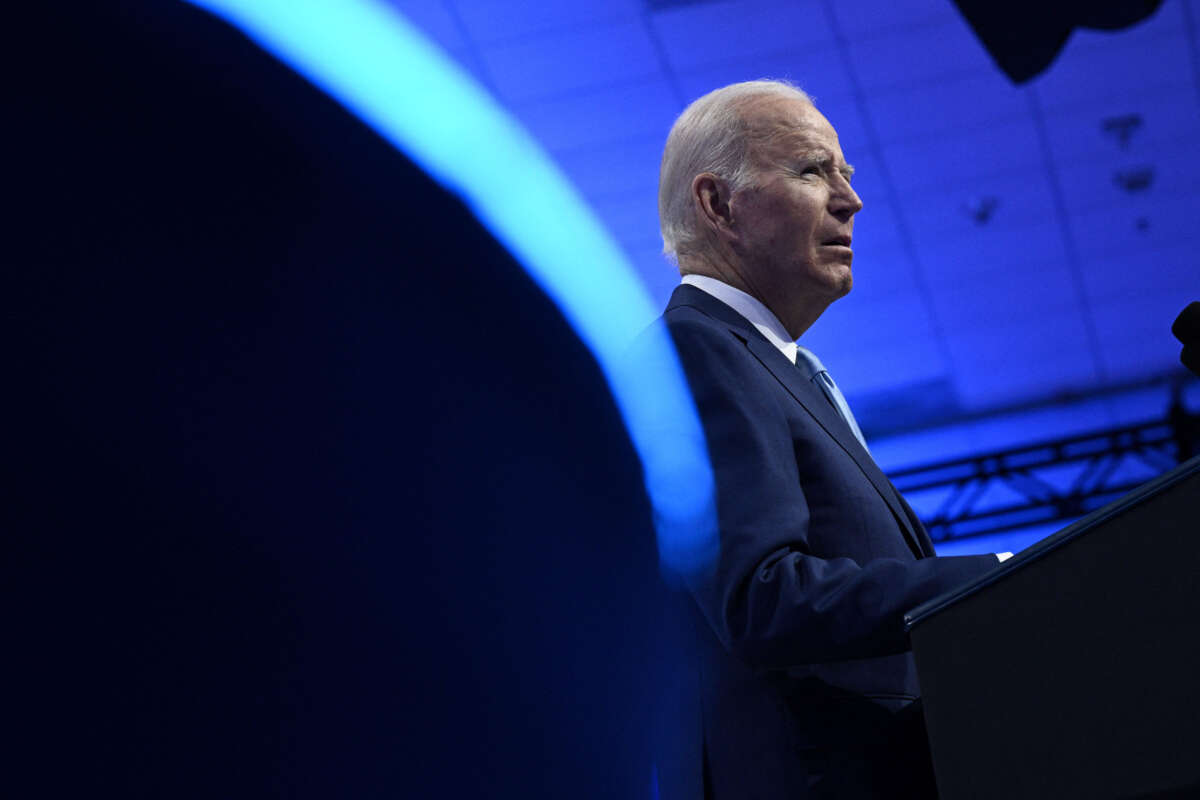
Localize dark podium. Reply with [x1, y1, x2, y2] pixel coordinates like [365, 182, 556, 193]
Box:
[905, 455, 1200, 799]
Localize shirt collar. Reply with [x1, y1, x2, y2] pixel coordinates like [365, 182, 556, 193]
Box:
[681, 274, 798, 365]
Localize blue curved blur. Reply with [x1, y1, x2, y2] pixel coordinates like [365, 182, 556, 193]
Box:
[183, 0, 717, 577]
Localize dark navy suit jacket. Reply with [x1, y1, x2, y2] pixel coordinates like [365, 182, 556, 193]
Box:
[657, 284, 998, 799]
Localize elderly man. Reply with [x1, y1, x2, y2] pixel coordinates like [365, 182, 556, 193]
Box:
[655, 80, 1003, 798]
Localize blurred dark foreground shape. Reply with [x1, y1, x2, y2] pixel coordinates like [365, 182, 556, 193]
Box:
[8, 3, 671, 796]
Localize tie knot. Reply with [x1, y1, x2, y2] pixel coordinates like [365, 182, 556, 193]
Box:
[792, 347, 870, 453]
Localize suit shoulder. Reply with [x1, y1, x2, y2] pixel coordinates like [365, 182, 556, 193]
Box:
[663, 305, 746, 348]
[663, 302, 723, 330]
[652, 312, 774, 402]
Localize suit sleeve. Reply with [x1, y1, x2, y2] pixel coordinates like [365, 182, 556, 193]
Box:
[666, 315, 998, 670]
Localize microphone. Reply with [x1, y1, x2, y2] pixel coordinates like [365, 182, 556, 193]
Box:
[1173, 301, 1200, 377]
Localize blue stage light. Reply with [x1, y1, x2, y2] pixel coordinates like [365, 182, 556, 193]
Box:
[183, 0, 717, 576]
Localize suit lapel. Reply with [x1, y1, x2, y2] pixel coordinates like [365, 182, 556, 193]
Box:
[668, 285, 926, 558]
[743, 337, 926, 558]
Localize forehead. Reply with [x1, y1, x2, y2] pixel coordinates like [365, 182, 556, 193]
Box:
[743, 96, 843, 160]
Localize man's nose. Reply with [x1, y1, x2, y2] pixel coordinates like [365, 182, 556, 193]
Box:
[831, 178, 863, 218]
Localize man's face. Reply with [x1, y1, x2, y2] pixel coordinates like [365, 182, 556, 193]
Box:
[729, 97, 863, 321]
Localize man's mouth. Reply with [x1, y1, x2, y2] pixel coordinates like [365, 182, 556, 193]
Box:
[822, 236, 852, 247]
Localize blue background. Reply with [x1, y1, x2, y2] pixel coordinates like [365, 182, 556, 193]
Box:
[385, 0, 1200, 552]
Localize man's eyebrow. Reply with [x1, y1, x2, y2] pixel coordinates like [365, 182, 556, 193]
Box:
[796, 150, 829, 164]
[796, 150, 854, 177]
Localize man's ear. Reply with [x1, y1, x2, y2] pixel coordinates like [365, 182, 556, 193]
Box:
[692, 173, 735, 240]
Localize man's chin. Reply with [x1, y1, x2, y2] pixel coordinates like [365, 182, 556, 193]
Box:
[828, 271, 853, 300]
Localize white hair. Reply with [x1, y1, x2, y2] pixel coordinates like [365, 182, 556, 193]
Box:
[658, 79, 813, 262]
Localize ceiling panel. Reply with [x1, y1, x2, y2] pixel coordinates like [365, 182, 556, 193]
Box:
[1063, 0, 1187, 54]
[621, 238, 680, 301]
[944, 315, 1102, 407]
[672, 42, 856, 108]
[1069, 197, 1200, 274]
[904, 171, 1068, 275]
[809, 93, 870, 160]
[1099, 337, 1186, 385]
[1038, 87, 1200, 166]
[804, 320, 949, 395]
[648, 0, 834, 74]
[916, 217, 1073, 292]
[551, 136, 663, 200]
[846, 198, 910, 271]
[842, 16, 994, 93]
[589, 194, 663, 252]
[929, 259, 1084, 331]
[509, 78, 679, 151]
[1030, 25, 1192, 112]
[451, 0, 642, 45]
[828, 0, 958, 39]
[1091, 290, 1195, 379]
[847, 199, 905, 261]
[1078, 238, 1200, 308]
[1054, 143, 1200, 229]
[477, 19, 660, 103]
[843, 242, 922, 310]
[882, 116, 1044, 198]
[823, 287, 941, 346]
[865, 71, 1028, 147]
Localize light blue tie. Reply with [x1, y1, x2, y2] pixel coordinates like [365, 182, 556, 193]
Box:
[793, 346, 869, 452]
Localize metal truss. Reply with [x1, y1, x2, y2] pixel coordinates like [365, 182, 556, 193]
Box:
[890, 405, 1200, 543]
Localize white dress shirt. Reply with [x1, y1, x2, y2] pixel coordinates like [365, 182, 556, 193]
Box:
[681, 274, 798, 364]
